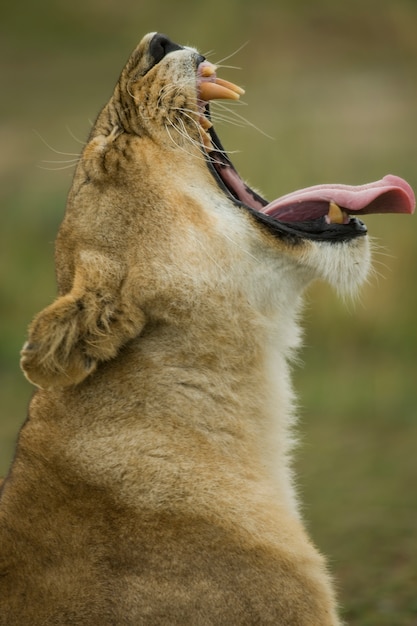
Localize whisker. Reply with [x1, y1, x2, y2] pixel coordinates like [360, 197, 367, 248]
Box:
[41, 158, 79, 164]
[214, 64, 243, 72]
[214, 41, 249, 67]
[212, 102, 275, 141]
[201, 48, 215, 59]
[127, 79, 140, 102]
[158, 79, 195, 104]
[164, 121, 207, 163]
[171, 120, 211, 162]
[202, 50, 242, 71]
[38, 162, 79, 171]
[222, 231, 260, 263]
[65, 126, 87, 146]
[209, 111, 249, 129]
[170, 105, 199, 120]
[169, 106, 242, 160]
[33, 130, 80, 157]
[368, 237, 394, 284]
[164, 124, 259, 265]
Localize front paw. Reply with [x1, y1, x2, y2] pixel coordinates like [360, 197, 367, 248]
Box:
[20, 340, 96, 389]
[19, 296, 97, 389]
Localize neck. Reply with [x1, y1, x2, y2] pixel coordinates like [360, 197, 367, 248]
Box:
[23, 310, 298, 514]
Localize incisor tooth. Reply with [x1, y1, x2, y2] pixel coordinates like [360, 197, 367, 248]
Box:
[200, 128, 214, 152]
[328, 201, 345, 224]
[199, 115, 213, 130]
[200, 63, 217, 77]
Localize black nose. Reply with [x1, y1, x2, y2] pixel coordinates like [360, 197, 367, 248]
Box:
[149, 33, 183, 64]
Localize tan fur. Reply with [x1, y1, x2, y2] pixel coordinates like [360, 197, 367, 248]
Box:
[0, 33, 371, 624]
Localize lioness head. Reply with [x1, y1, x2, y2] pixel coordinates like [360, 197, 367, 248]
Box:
[20, 32, 415, 390]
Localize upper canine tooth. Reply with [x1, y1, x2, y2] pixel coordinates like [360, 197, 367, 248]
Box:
[214, 77, 245, 96]
[199, 81, 242, 101]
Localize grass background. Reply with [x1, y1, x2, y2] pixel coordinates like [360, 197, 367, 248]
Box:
[1, 1, 416, 623]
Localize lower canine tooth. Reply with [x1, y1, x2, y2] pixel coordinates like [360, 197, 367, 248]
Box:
[327, 201, 345, 224]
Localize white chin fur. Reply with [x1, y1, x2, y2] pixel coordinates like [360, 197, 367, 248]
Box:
[302, 236, 371, 297]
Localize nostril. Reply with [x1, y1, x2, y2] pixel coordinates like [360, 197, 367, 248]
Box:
[149, 33, 183, 65]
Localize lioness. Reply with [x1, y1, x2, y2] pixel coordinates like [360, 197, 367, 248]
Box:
[0, 32, 414, 625]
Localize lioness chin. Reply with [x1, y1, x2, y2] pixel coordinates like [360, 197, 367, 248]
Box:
[0, 32, 414, 625]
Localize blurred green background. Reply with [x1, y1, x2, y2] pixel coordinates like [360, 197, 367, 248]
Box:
[1, 0, 416, 623]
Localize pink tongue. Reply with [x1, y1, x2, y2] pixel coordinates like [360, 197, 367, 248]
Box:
[262, 175, 415, 222]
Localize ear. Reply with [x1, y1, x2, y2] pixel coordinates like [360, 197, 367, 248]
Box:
[20, 255, 146, 389]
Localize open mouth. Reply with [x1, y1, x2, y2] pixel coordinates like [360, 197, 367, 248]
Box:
[196, 61, 415, 242]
